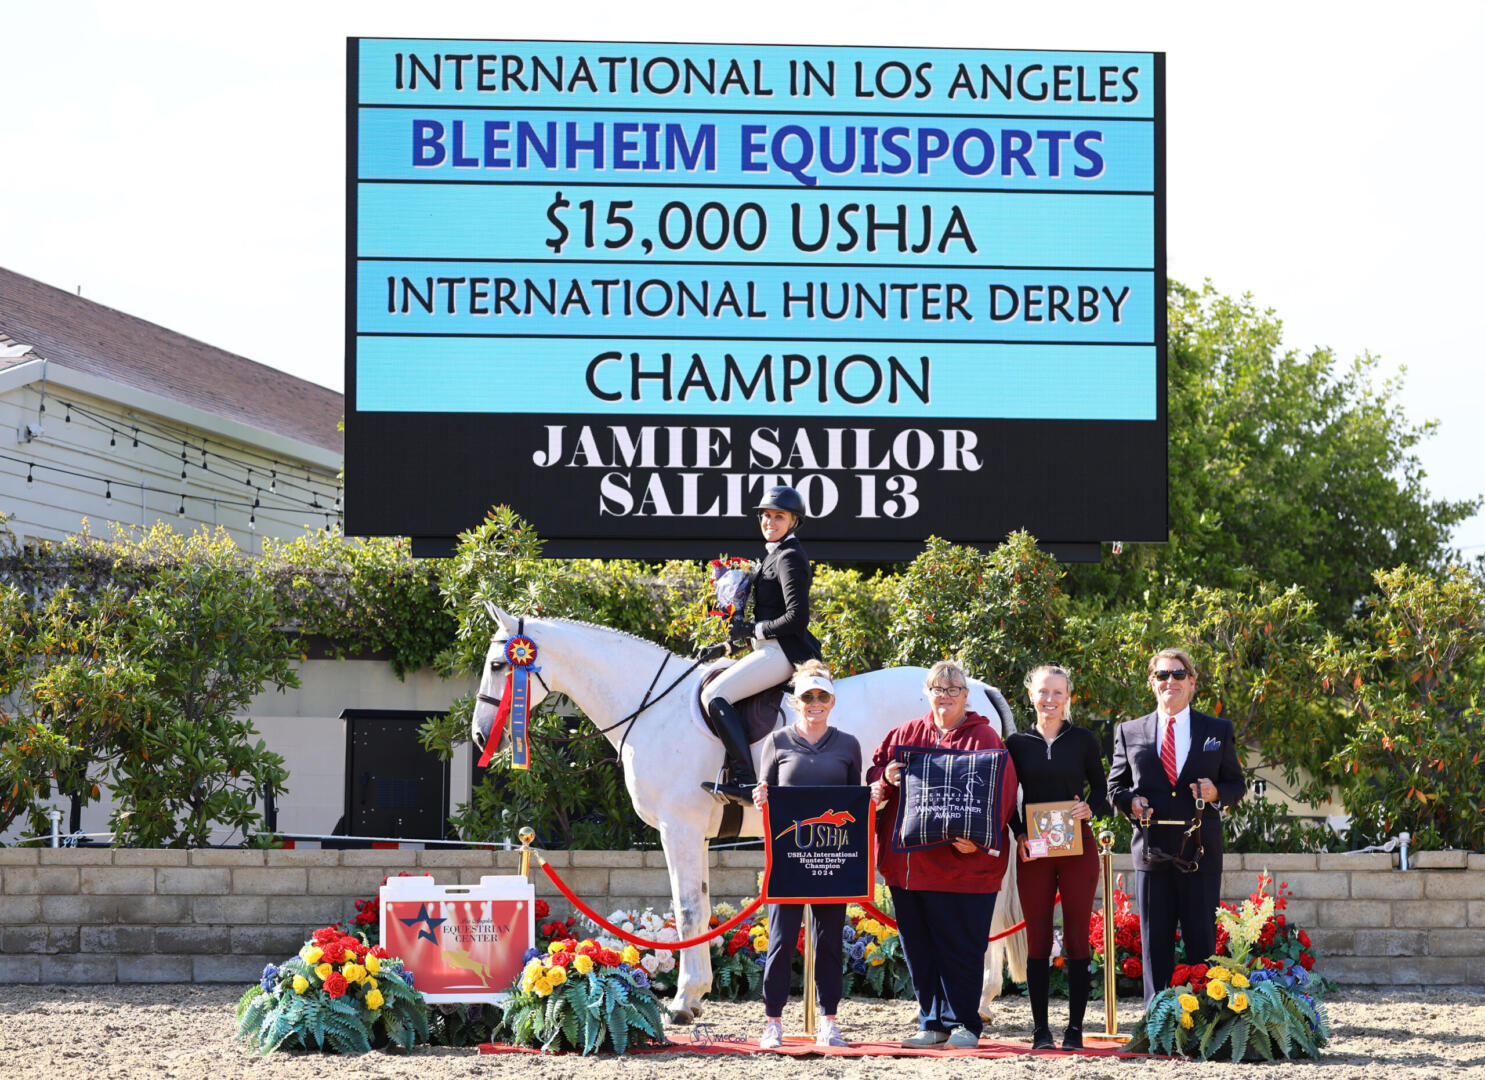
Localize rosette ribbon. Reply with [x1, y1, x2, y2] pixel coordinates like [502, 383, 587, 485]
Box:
[475, 634, 540, 769]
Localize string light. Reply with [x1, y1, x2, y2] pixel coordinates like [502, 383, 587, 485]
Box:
[131, 427, 139, 448]
[64, 404, 71, 422]
[104, 480, 111, 500]
[177, 495, 185, 516]
[27, 463, 34, 483]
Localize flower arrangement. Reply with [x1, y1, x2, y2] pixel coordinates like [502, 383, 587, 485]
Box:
[842, 888, 912, 998]
[236, 927, 426, 1054]
[710, 903, 768, 999]
[1087, 875, 1144, 997]
[1129, 870, 1331, 1061]
[493, 936, 667, 1054]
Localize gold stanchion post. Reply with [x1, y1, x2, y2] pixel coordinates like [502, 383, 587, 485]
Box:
[1098, 829, 1132, 1043]
[518, 826, 536, 880]
[802, 906, 817, 1037]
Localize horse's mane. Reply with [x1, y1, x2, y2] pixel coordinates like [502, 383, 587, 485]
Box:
[541, 615, 679, 655]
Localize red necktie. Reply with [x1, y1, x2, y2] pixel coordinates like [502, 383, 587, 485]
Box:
[1161, 717, 1178, 786]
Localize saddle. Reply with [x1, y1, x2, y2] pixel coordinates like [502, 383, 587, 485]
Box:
[697, 667, 788, 744]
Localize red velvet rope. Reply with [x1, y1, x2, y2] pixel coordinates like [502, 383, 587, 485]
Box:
[859, 895, 1052, 944]
[541, 862, 765, 951]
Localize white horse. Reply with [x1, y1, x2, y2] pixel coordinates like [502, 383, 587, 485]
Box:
[471, 604, 1027, 1023]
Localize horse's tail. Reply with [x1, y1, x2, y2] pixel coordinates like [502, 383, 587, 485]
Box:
[969, 679, 1017, 736]
[998, 854, 1028, 983]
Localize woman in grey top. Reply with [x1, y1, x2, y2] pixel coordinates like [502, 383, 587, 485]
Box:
[750, 660, 862, 1050]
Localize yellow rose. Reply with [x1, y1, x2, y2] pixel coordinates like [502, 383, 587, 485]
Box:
[863, 943, 878, 960]
[365, 954, 381, 976]
[869, 953, 886, 967]
[1178, 993, 1200, 1012]
[548, 966, 567, 986]
[365, 977, 378, 991]
[573, 954, 594, 974]
[292, 975, 309, 995]
[622, 946, 641, 966]
[365, 988, 384, 1011]
[1206, 980, 1228, 1001]
[299, 946, 323, 965]
[1180, 1012, 1194, 1029]
[1230, 972, 1250, 988]
[1208, 966, 1231, 982]
[548, 941, 565, 954]
[314, 963, 333, 981]
[533, 977, 554, 997]
[847, 905, 864, 919]
[1228, 992, 1249, 1013]
[342, 963, 365, 984]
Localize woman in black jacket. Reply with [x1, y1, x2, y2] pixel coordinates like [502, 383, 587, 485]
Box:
[700, 485, 821, 803]
[1006, 663, 1110, 1050]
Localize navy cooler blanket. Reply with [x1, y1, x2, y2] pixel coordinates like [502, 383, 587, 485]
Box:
[891, 745, 1009, 854]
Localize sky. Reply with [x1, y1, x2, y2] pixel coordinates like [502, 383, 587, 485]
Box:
[3, 0, 1481, 553]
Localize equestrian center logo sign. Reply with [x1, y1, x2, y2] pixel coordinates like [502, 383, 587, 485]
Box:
[345, 40, 1166, 559]
[761, 785, 875, 903]
[379, 874, 536, 1003]
[891, 745, 1010, 853]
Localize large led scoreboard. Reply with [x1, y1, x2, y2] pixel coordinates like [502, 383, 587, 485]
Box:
[345, 40, 1165, 558]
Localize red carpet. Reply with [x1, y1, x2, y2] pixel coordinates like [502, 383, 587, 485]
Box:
[479, 1031, 1150, 1057]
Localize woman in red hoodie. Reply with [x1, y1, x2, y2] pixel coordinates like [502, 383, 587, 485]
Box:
[867, 659, 1019, 1050]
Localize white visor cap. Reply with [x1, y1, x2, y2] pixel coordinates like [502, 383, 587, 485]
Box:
[791, 672, 835, 698]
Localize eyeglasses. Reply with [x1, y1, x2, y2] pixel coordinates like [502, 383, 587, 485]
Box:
[1151, 669, 1192, 682]
[798, 690, 833, 704]
[928, 685, 966, 697]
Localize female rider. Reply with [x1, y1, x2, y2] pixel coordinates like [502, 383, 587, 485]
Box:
[700, 485, 821, 803]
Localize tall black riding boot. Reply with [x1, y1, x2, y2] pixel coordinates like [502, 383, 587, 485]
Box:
[1063, 958, 1090, 1049]
[1026, 957, 1054, 1049]
[701, 698, 757, 804]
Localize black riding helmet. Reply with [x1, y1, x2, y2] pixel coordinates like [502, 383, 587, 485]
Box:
[754, 484, 807, 520]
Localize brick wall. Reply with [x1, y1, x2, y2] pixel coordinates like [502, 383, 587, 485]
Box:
[1, 847, 1481, 986]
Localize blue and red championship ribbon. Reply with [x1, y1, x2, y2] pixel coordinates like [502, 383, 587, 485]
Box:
[476, 635, 539, 770]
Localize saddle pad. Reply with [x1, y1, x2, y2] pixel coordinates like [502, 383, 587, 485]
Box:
[692, 663, 786, 744]
[891, 745, 1009, 854]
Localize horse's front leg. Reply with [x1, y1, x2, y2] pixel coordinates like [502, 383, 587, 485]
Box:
[659, 822, 713, 1025]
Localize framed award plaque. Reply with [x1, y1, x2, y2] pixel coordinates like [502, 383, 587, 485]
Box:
[1026, 800, 1083, 858]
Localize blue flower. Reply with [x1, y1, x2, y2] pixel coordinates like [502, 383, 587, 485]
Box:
[1292, 965, 1310, 987]
[260, 963, 279, 992]
[848, 939, 868, 961]
[618, 963, 632, 973]
[403, 968, 416, 989]
[842, 926, 856, 944]
[849, 959, 867, 975]
[523, 947, 542, 963]
[631, 969, 650, 989]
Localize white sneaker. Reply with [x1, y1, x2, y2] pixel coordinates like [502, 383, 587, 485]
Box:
[759, 1018, 784, 1049]
[816, 1017, 848, 1048]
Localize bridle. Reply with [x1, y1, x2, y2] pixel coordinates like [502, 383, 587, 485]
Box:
[477, 619, 705, 765]
[1135, 798, 1219, 873]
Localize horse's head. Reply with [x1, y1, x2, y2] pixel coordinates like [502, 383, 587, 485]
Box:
[471, 602, 552, 754]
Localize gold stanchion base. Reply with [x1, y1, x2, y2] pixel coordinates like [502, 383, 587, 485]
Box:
[1096, 1030, 1133, 1044]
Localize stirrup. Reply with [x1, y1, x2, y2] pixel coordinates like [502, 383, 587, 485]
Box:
[702, 767, 754, 805]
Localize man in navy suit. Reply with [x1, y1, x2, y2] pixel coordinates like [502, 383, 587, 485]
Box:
[1107, 647, 1245, 1004]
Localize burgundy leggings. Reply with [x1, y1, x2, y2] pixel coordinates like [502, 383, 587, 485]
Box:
[1015, 823, 1101, 959]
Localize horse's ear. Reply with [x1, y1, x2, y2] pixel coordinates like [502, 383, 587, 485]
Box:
[483, 600, 517, 633]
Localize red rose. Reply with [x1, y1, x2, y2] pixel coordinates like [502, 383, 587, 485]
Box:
[796, 927, 806, 951]
[1189, 963, 1209, 992]
[576, 942, 599, 958]
[1299, 952, 1315, 971]
[1277, 914, 1287, 927]
[598, 948, 621, 967]
[535, 900, 550, 919]
[321, 942, 347, 964]
[556, 938, 578, 953]
[1170, 964, 1191, 987]
[1053, 956, 1065, 969]
[1298, 929, 1312, 948]
[312, 927, 339, 944]
[566, 917, 577, 926]
[324, 972, 349, 998]
[355, 908, 376, 925]
[551, 951, 574, 968]
[1120, 956, 1142, 978]
[727, 930, 748, 956]
[370, 946, 389, 959]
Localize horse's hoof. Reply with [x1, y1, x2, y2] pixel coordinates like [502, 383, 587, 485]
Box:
[666, 1007, 694, 1026]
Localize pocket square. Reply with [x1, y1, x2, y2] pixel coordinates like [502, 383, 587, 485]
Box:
[1203, 736, 1222, 751]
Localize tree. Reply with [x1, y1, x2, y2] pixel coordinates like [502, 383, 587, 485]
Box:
[1068, 280, 1480, 627]
[0, 581, 149, 840]
[888, 531, 1067, 698]
[1315, 564, 1485, 850]
[106, 529, 295, 847]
